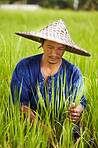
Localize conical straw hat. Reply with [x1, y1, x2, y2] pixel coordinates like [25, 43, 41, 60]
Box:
[15, 19, 91, 56]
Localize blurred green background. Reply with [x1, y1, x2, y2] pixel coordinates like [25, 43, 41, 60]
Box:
[0, 0, 98, 10]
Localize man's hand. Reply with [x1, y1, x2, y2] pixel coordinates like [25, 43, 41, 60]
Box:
[20, 105, 56, 142]
[45, 126, 56, 143]
[20, 105, 36, 123]
[67, 103, 83, 122]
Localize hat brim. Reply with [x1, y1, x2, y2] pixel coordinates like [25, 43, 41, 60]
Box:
[15, 32, 91, 56]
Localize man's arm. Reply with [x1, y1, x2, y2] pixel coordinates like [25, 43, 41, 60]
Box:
[67, 66, 86, 123]
[67, 103, 83, 123]
[20, 105, 36, 123]
[20, 105, 56, 141]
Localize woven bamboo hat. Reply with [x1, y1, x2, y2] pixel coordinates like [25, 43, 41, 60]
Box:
[15, 19, 91, 56]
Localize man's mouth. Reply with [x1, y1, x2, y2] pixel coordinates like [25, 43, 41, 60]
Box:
[49, 56, 59, 61]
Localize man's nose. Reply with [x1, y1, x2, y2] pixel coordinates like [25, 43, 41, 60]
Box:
[51, 49, 58, 56]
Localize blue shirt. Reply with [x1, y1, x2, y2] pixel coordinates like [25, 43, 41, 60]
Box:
[11, 54, 86, 111]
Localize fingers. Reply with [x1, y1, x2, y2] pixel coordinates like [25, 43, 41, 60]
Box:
[46, 126, 56, 143]
[67, 112, 80, 122]
[67, 116, 79, 122]
[48, 133, 52, 143]
[69, 108, 80, 113]
[68, 103, 81, 122]
[70, 112, 80, 117]
[70, 103, 75, 109]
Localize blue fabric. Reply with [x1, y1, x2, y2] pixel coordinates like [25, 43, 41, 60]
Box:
[11, 53, 87, 111]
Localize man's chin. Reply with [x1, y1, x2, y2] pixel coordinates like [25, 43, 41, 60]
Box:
[47, 60, 57, 64]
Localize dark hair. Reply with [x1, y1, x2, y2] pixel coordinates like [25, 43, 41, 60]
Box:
[41, 39, 45, 46]
[38, 39, 45, 49]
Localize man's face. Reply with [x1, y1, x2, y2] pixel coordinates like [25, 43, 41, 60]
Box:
[42, 40, 66, 64]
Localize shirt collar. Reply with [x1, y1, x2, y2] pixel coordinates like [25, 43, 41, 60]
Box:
[38, 55, 63, 83]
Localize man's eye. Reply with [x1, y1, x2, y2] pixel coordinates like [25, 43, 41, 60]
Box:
[58, 48, 63, 50]
[48, 46, 53, 49]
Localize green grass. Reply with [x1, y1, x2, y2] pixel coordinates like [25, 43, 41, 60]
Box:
[0, 9, 98, 147]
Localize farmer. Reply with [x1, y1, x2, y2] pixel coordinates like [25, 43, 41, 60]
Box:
[10, 19, 91, 140]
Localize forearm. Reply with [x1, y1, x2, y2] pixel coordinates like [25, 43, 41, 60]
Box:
[20, 105, 36, 123]
[20, 105, 54, 141]
[20, 105, 44, 127]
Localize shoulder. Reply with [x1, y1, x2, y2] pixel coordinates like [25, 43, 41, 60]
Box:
[13, 54, 42, 77]
[16, 54, 42, 70]
[62, 58, 82, 77]
[62, 58, 83, 86]
[17, 54, 42, 66]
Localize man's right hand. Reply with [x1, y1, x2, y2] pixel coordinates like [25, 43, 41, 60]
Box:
[20, 105, 56, 142]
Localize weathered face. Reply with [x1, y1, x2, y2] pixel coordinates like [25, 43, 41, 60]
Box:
[42, 40, 66, 64]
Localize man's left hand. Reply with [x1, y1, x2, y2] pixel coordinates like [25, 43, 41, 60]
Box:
[67, 103, 83, 123]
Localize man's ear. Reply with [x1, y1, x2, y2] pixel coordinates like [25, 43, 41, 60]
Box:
[40, 39, 45, 47]
[41, 44, 43, 47]
[40, 40, 43, 47]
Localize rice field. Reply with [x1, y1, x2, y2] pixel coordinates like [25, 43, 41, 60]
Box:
[0, 8, 98, 147]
